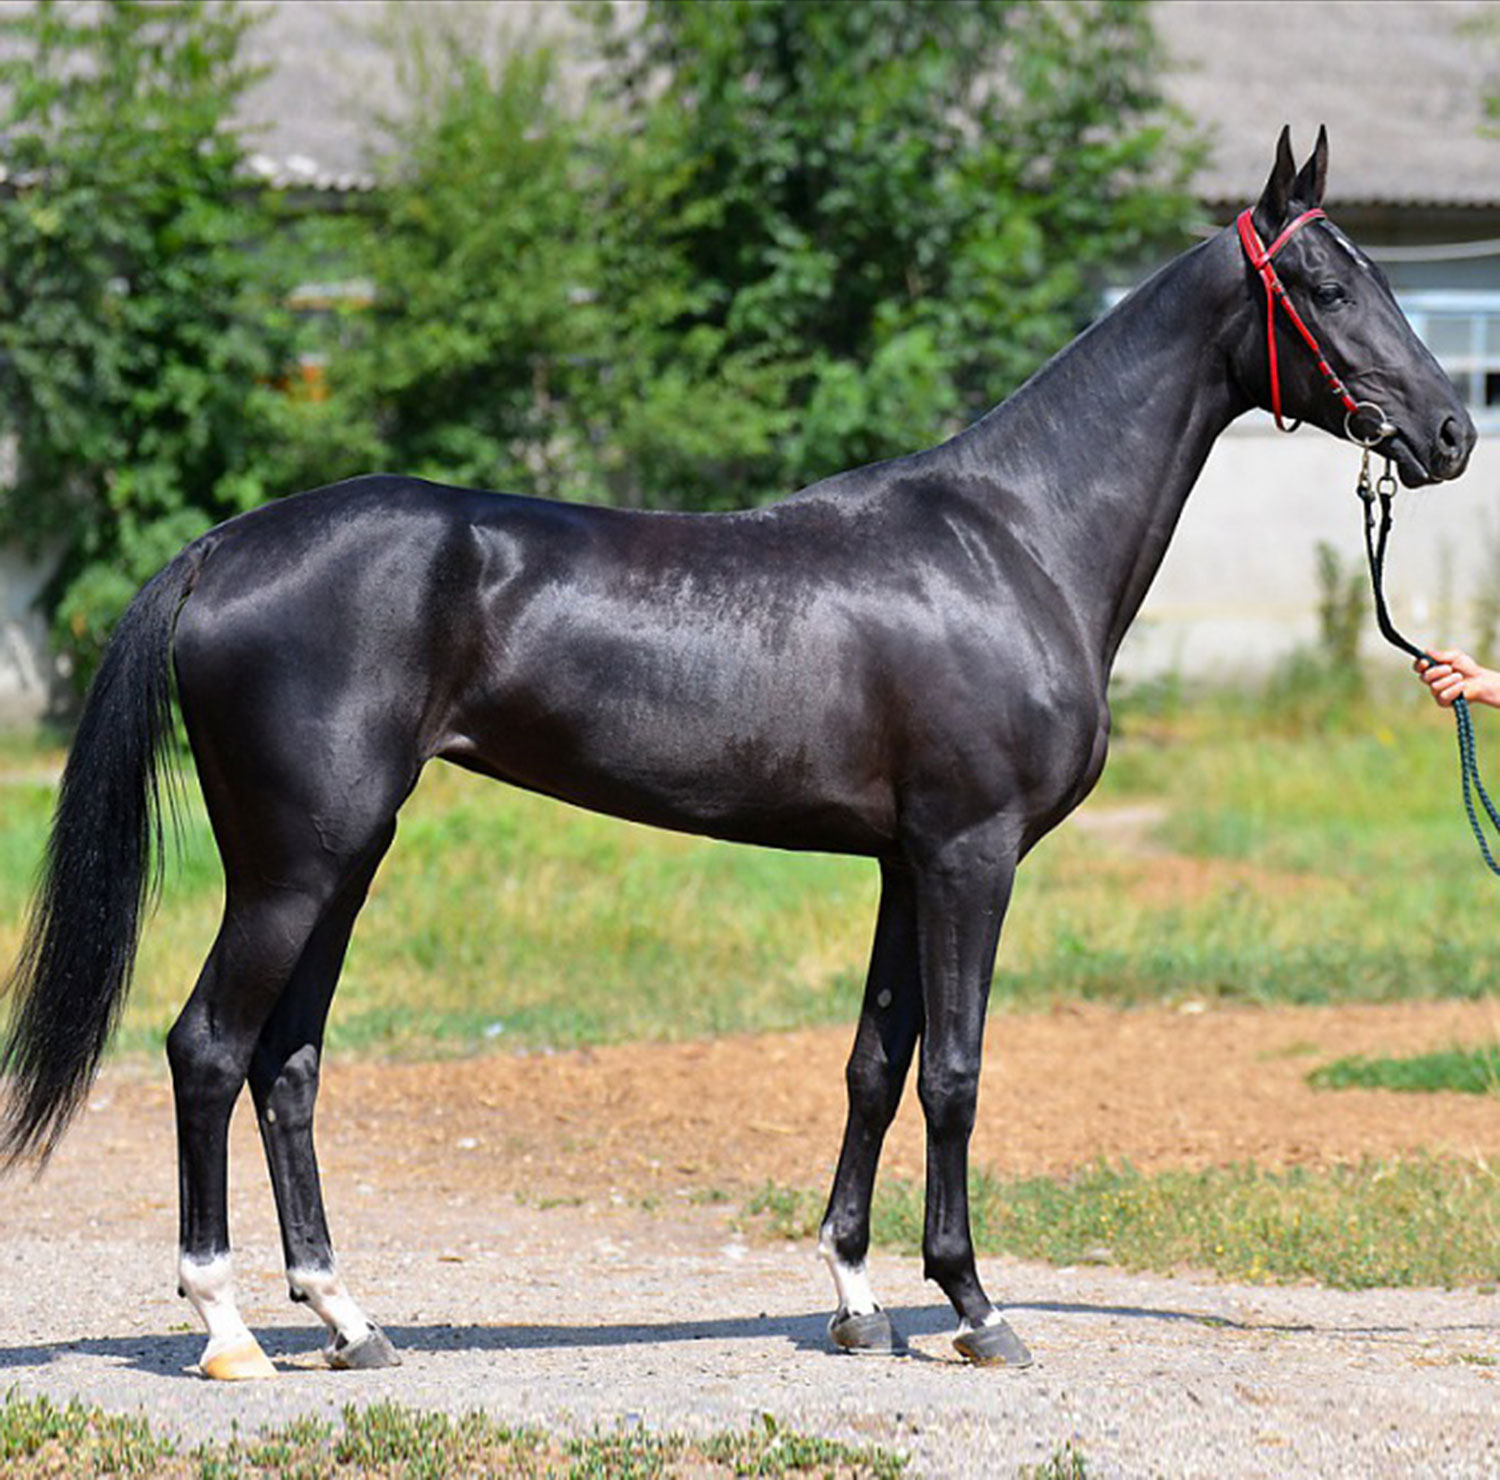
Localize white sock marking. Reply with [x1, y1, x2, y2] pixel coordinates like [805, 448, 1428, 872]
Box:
[288, 1265, 372, 1345]
[818, 1238, 879, 1315]
[178, 1252, 255, 1363]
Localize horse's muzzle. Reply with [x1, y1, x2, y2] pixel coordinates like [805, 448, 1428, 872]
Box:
[1430, 412, 1477, 482]
[1392, 411, 1476, 487]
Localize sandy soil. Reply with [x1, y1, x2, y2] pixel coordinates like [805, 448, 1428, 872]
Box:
[51, 995, 1500, 1225]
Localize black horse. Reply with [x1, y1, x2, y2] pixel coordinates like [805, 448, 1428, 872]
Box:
[1, 130, 1475, 1377]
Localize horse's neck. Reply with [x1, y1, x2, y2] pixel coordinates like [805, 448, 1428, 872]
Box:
[952, 231, 1248, 669]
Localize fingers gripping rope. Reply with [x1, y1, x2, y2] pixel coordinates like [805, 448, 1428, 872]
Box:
[1360, 454, 1500, 876]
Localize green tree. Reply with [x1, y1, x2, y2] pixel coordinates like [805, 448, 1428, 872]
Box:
[0, 0, 303, 682]
[583, 0, 1203, 502]
[327, 31, 602, 499]
[338, 0, 1199, 513]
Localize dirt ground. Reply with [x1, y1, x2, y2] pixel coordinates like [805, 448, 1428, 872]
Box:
[7, 997, 1500, 1477]
[46, 996, 1500, 1230]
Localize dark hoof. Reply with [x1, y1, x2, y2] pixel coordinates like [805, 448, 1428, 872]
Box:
[326, 1325, 401, 1370]
[953, 1317, 1033, 1368]
[829, 1307, 904, 1355]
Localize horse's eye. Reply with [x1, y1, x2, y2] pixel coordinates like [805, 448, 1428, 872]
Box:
[1313, 283, 1348, 308]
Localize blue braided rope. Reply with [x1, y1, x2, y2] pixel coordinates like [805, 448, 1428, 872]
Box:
[1453, 696, 1500, 876]
[1362, 473, 1500, 877]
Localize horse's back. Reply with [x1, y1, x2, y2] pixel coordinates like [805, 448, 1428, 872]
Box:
[167, 468, 1102, 858]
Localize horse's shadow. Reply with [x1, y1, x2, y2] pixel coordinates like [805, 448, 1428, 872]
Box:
[0, 1296, 1459, 1378]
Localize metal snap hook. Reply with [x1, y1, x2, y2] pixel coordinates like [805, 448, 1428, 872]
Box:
[1344, 401, 1397, 448]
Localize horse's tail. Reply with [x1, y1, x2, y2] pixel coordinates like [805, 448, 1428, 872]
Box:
[1, 543, 207, 1167]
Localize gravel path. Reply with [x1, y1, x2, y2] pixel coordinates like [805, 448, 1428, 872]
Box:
[3, 1171, 1498, 1475]
[2, 1019, 1498, 1477]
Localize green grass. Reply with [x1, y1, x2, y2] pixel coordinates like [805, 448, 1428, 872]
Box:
[0, 1393, 906, 1477]
[747, 1156, 1500, 1289]
[4, 679, 1500, 1055]
[1310, 1044, 1500, 1094]
[1018, 1444, 1091, 1480]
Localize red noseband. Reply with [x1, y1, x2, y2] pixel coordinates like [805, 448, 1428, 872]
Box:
[1237, 207, 1364, 433]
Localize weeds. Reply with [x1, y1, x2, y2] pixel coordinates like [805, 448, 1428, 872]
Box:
[1018, 1442, 1091, 1479]
[0, 1393, 906, 1477]
[1310, 1044, 1500, 1094]
[749, 1157, 1500, 1289]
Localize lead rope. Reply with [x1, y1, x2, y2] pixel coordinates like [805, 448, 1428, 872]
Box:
[1358, 451, 1500, 875]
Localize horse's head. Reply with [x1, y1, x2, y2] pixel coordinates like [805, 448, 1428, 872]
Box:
[1232, 126, 1475, 487]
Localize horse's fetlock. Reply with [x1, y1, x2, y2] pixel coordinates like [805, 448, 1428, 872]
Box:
[922, 1233, 974, 1290]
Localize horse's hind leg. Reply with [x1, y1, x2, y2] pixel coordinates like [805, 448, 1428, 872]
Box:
[167, 748, 412, 1380]
[168, 882, 344, 1379]
[247, 826, 399, 1370]
[818, 861, 922, 1354]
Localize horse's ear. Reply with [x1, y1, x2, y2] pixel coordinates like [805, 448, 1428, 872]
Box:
[1252, 126, 1297, 239]
[1290, 125, 1329, 209]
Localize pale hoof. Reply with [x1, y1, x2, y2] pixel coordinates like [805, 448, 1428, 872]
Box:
[829, 1307, 903, 1355]
[326, 1325, 401, 1370]
[199, 1336, 277, 1381]
[953, 1317, 1033, 1368]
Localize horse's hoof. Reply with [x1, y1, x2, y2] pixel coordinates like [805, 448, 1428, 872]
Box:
[326, 1325, 401, 1370]
[829, 1307, 903, 1355]
[199, 1336, 277, 1381]
[953, 1317, 1033, 1368]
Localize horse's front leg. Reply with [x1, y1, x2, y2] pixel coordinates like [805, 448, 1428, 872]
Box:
[913, 825, 1033, 1368]
[818, 860, 922, 1354]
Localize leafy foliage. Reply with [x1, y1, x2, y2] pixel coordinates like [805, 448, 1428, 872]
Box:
[323, 26, 604, 497]
[0, 0, 1199, 678]
[0, 0, 303, 681]
[587, 0, 1202, 499]
[344, 0, 1201, 508]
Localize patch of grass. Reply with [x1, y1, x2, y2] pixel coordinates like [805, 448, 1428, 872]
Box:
[0, 1389, 172, 1473]
[1309, 1045, 1500, 1095]
[748, 1156, 1500, 1289]
[5, 679, 1500, 1057]
[0, 1393, 906, 1477]
[1018, 1442, 1091, 1480]
[996, 687, 1500, 1010]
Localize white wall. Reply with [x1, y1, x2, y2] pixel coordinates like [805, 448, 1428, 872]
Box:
[1116, 422, 1500, 683]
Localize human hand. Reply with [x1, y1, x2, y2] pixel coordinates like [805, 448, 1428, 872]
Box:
[1413, 649, 1500, 709]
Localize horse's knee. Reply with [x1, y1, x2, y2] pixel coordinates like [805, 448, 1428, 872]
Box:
[845, 1041, 903, 1128]
[917, 1058, 980, 1139]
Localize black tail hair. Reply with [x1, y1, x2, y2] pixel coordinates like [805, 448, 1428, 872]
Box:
[1, 547, 203, 1166]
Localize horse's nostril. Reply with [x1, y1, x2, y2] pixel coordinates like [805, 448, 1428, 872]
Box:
[1433, 414, 1475, 476]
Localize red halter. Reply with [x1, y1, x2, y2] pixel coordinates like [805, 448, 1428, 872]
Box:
[1236, 206, 1363, 433]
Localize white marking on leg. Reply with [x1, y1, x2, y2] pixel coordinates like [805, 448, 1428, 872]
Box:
[179, 1252, 255, 1364]
[956, 1307, 1008, 1335]
[288, 1265, 372, 1346]
[818, 1238, 879, 1316]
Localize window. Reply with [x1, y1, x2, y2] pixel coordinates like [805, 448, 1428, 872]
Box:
[1398, 292, 1500, 432]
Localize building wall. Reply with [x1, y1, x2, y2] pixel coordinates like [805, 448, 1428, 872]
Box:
[1117, 423, 1500, 682]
